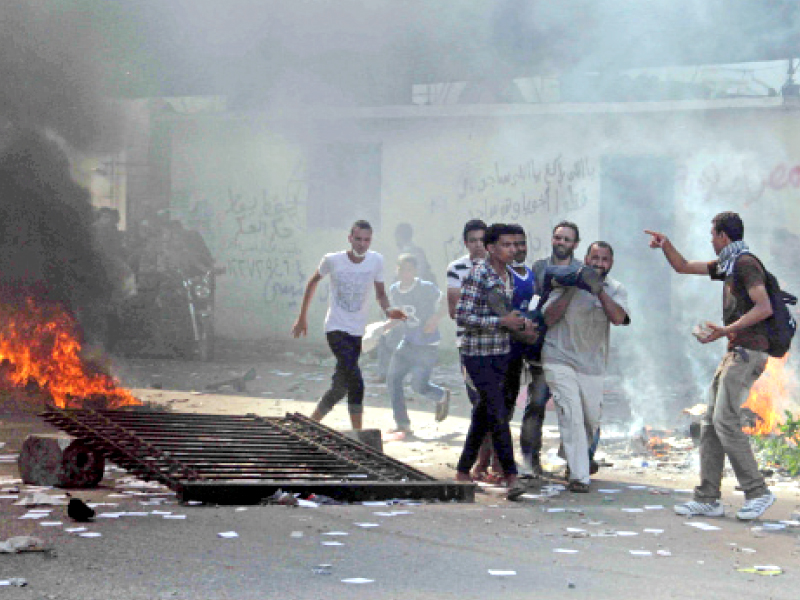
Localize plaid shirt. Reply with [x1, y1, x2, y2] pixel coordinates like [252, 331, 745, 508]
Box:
[455, 260, 512, 356]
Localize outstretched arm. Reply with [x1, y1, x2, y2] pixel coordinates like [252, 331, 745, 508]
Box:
[645, 230, 708, 275]
[291, 270, 323, 337]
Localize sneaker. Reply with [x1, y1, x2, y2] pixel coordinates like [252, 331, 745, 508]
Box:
[736, 492, 776, 521]
[673, 500, 724, 517]
[435, 388, 451, 422]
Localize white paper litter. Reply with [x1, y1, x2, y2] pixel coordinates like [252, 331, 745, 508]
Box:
[644, 505, 664, 510]
[150, 510, 172, 515]
[685, 522, 721, 531]
[218, 531, 238, 538]
[354, 523, 380, 528]
[290, 531, 304, 538]
[761, 523, 786, 531]
[78, 532, 102, 538]
[755, 565, 782, 571]
[163, 514, 186, 519]
[321, 541, 344, 546]
[18, 513, 47, 520]
[323, 532, 349, 536]
[616, 531, 638, 537]
[644, 528, 664, 534]
[297, 499, 319, 508]
[621, 508, 644, 513]
[14, 492, 65, 506]
[64, 527, 87, 533]
[629, 550, 652, 556]
[627, 485, 648, 490]
[488, 570, 517, 576]
[657, 550, 672, 557]
[598, 489, 622, 494]
[39, 522, 62, 527]
[97, 512, 123, 519]
[554, 548, 579, 553]
[341, 578, 373, 584]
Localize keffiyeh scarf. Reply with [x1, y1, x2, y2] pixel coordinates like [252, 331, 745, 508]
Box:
[717, 240, 750, 277]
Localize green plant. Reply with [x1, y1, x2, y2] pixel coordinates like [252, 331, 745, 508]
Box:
[752, 410, 800, 476]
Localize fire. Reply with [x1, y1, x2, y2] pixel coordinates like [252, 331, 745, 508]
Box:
[742, 356, 789, 436]
[0, 296, 139, 409]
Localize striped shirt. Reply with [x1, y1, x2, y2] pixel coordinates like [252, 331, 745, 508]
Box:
[447, 254, 483, 347]
[455, 260, 512, 356]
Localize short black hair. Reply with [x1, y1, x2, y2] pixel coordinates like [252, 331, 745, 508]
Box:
[712, 211, 744, 242]
[484, 223, 517, 246]
[462, 219, 487, 242]
[506, 223, 525, 236]
[351, 219, 372, 234]
[587, 240, 614, 257]
[552, 221, 580, 243]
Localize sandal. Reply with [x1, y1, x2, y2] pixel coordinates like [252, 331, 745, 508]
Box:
[471, 471, 504, 485]
[567, 480, 590, 493]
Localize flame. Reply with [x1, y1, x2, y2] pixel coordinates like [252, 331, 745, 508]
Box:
[741, 356, 788, 436]
[0, 296, 139, 409]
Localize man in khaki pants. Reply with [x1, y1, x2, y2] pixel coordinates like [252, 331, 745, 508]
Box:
[646, 211, 776, 521]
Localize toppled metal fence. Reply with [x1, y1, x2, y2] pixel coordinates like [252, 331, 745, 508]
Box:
[40, 408, 474, 504]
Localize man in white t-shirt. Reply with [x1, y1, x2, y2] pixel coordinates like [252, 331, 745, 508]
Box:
[292, 220, 406, 429]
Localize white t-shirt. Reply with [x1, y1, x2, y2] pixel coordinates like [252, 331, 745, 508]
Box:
[446, 254, 482, 348]
[318, 250, 384, 336]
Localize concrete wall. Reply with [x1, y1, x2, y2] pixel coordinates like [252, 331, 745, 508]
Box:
[163, 100, 800, 346]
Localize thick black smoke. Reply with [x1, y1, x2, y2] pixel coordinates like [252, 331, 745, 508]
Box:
[0, 131, 110, 320]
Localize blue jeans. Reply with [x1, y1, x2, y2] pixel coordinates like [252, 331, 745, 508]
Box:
[376, 327, 403, 378]
[315, 330, 364, 417]
[387, 341, 444, 429]
[456, 353, 517, 476]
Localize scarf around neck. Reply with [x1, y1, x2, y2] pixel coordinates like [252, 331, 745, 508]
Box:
[717, 240, 750, 276]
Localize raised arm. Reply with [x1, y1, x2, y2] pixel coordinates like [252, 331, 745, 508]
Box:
[291, 270, 323, 337]
[645, 230, 708, 275]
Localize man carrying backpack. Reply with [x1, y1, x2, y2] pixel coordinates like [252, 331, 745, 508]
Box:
[645, 212, 778, 520]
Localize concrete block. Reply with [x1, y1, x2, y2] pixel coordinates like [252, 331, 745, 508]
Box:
[342, 429, 383, 453]
[18, 434, 105, 488]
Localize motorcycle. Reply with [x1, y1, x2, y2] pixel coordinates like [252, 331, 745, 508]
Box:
[112, 267, 223, 361]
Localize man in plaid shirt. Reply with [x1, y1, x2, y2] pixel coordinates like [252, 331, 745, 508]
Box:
[454, 223, 537, 500]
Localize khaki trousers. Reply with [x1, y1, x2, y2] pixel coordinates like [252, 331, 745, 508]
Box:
[695, 350, 769, 502]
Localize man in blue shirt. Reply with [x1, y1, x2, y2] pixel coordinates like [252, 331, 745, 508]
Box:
[384, 254, 450, 435]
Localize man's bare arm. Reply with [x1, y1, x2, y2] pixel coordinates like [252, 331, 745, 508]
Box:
[645, 230, 708, 275]
[375, 281, 406, 320]
[701, 284, 773, 343]
[291, 270, 323, 338]
[543, 288, 577, 327]
[597, 289, 629, 326]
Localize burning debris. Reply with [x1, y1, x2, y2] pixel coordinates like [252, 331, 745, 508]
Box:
[0, 296, 137, 409]
[0, 131, 137, 410]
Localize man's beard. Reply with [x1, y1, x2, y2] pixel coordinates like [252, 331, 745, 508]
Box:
[552, 246, 571, 260]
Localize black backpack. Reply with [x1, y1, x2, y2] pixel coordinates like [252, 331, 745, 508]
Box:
[736, 254, 797, 358]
